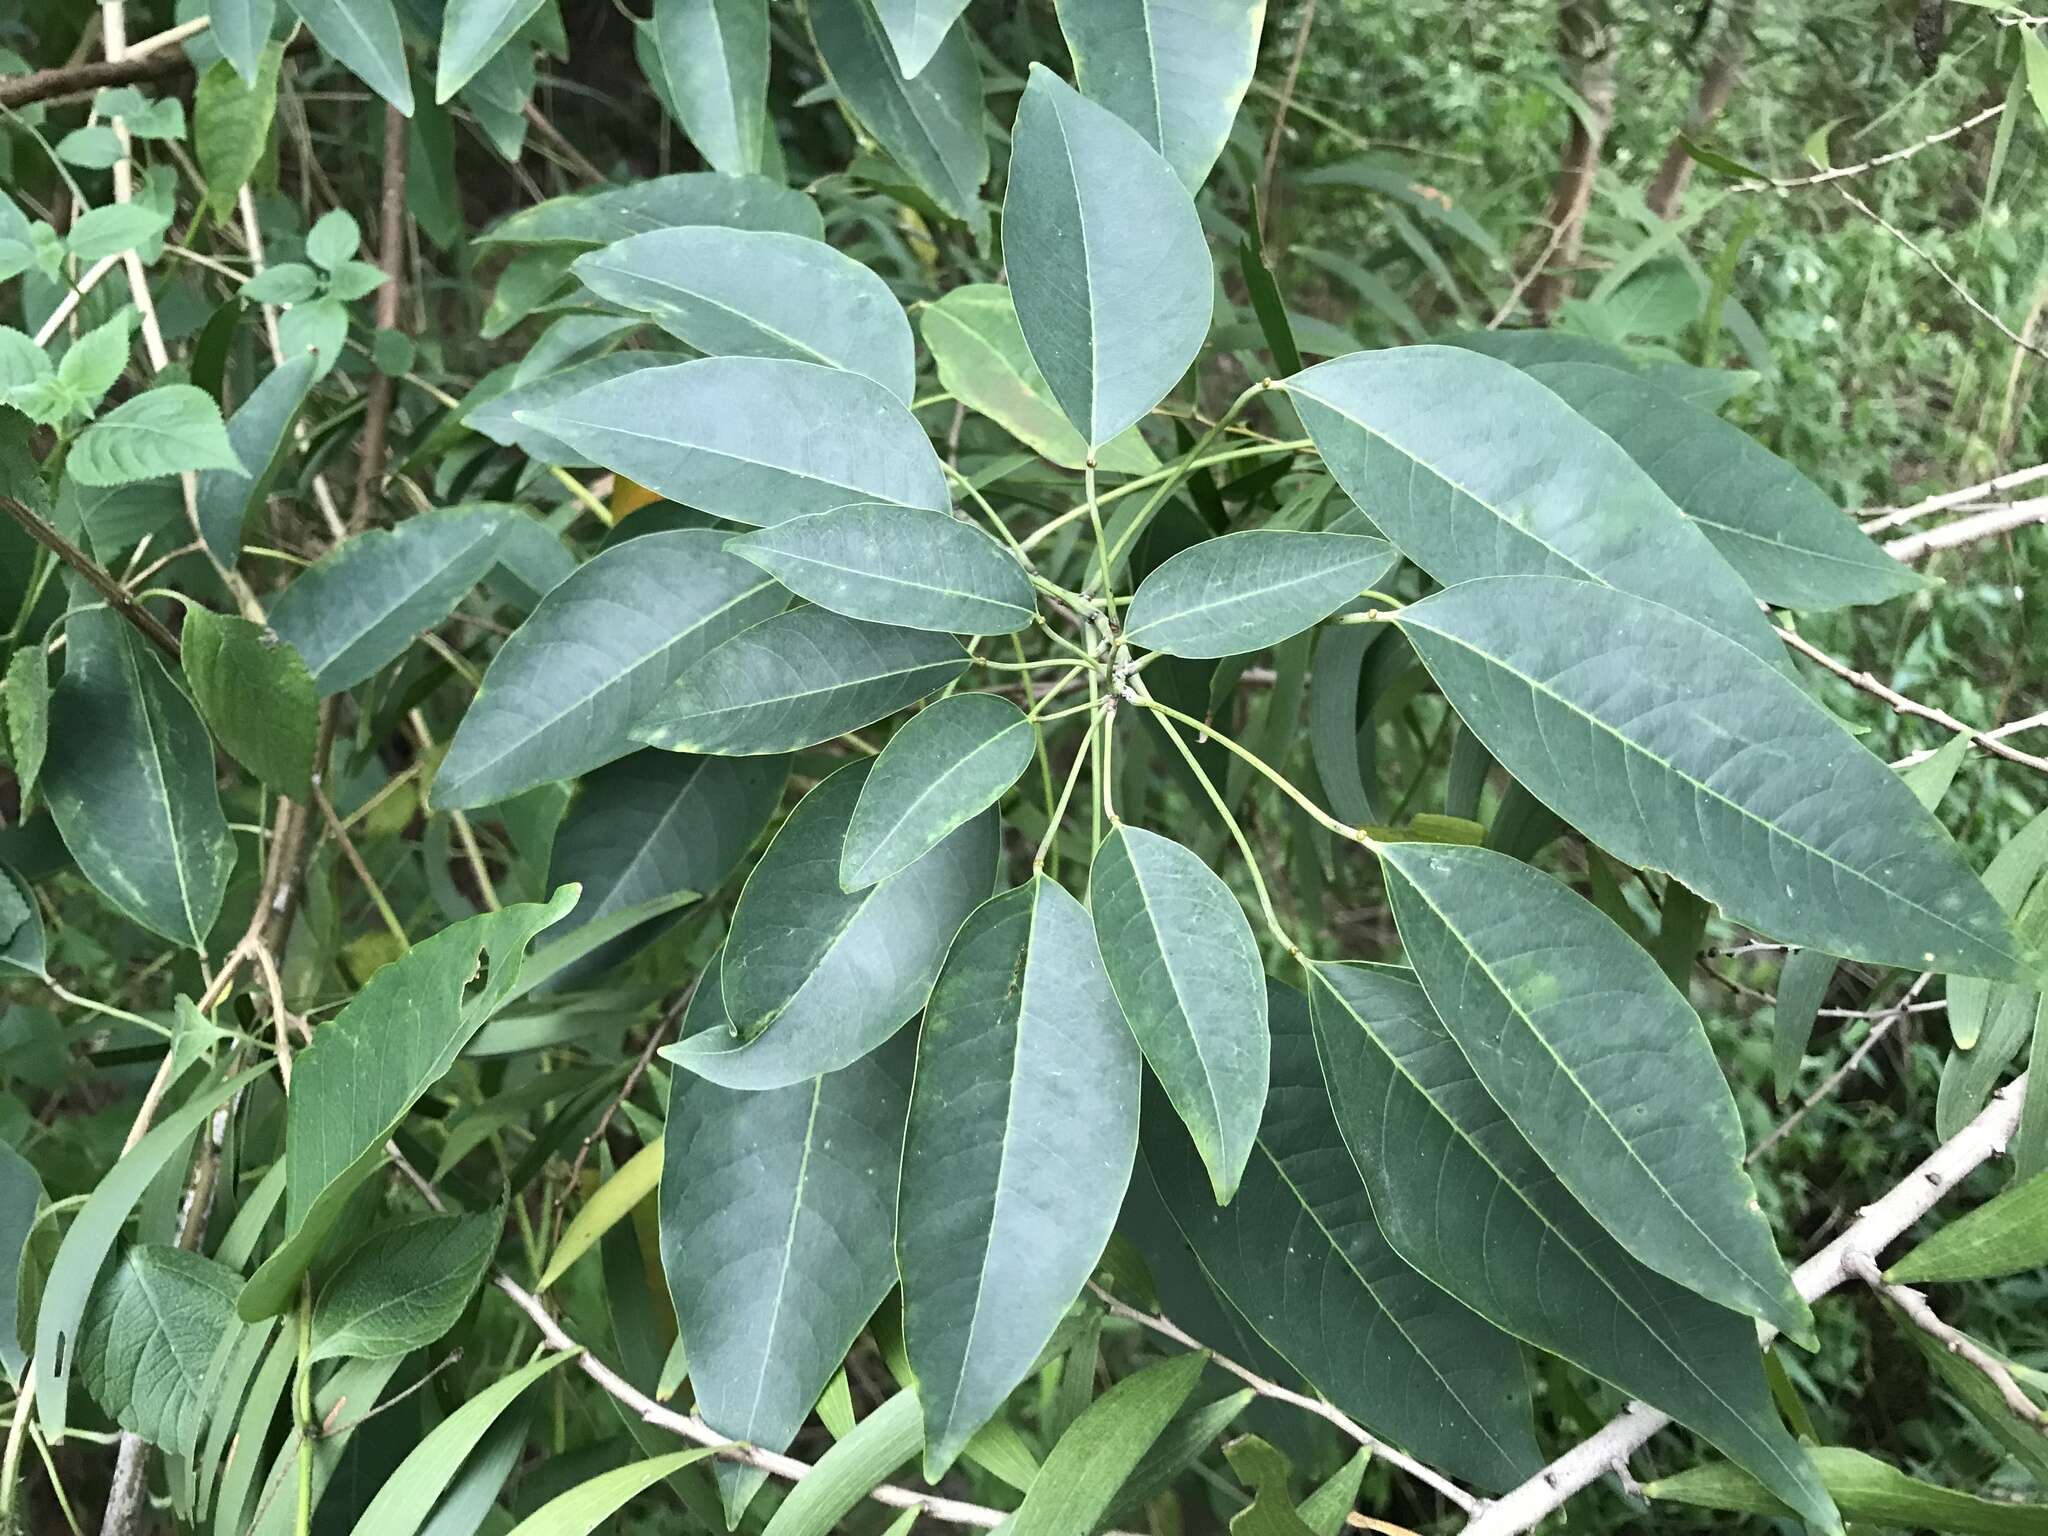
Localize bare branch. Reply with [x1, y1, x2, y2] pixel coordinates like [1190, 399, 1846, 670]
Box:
[0, 495, 183, 660]
[1864, 462, 2048, 531]
[1850, 1254, 2048, 1427]
[1886, 498, 2048, 561]
[1734, 101, 2005, 193]
[349, 105, 411, 532]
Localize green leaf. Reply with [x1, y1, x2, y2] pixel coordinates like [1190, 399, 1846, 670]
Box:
[0, 865, 45, 979]
[1142, 980, 1540, 1492]
[57, 313, 132, 416]
[66, 203, 172, 263]
[758, 1387, 922, 1536]
[1448, 327, 1758, 409]
[1054, 0, 1265, 190]
[1006, 66, 1212, 449]
[543, 1142, 659, 1291]
[269, 503, 511, 695]
[194, 47, 282, 218]
[1770, 947, 1837, 1100]
[726, 505, 1036, 636]
[310, 1210, 500, 1361]
[436, 530, 785, 809]
[576, 227, 914, 401]
[633, 607, 967, 756]
[808, 0, 989, 234]
[919, 285, 1159, 474]
[501, 1450, 719, 1536]
[1092, 825, 1268, 1203]
[76, 1246, 243, 1458]
[1297, 1449, 1371, 1536]
[438, 0, 546, 102]
[342, 1351, 576, 1536]
[1125, 531, 1397, 659]
[194, 349, 318, 564]
[1889, 1166, 2048, 1284]
[1889, 1301, 2048, 1486]
[238, 890, 578, 1319]
[2026, 26, 2048, 134]
[57, 126, 123, 169]
[650, 0, 769, 175]
[305, 210, 361, 271]
[661, 1025, 911, 1503]
[467, 351, 691, 465]
[479, 172, 823, 248]
[1948, 805, 2048, 1053]
[1285, 346, 1790, 672]
[840, 691, 1034, 889]
[284, 0, 414, 114]
[211, 0, 278, 86]
[179, 609, 317, 800]
[664, 765, 995, 1088]
[1376, 840, 1811, 1341]
[4, 642, 49, 810]
[1394, 575, 2029, 980]
[240, 263, 321, 305]
[1009, 1352, 1207, 1536]
[1645, 1446, 2048, 1536]
[900, 877, 1140, 1477]
[868, 0, 970, 74]
[1308, 962, 1837, 1531]
[45, 610, 235, 950]
[1224, 1434, 1317, 1536]
[69, 387, 244, 486]
[1107, 1387, 1255, 1522]
[527, 357, 950, 524]
[1523, 362, 1923, 610]
[245, 1354, 408, 1536]
[0, 1141, 41, 1383]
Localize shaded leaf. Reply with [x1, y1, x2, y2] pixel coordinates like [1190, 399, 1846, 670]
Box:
[501, 1450, 719, 1536]
[77, 1246, 242, 1458]
[1125, 531, 1397, 659]
[284, 0, 414, 113]
[841, 692, 1034, 889]
[438, 0, 548, 103]
[0, 865, 45, 979]
[180, 608, 317, 800]
[311, 1211, 500, 1362]
[194, 349, 318, 564]
[195, 47, 282, 218]
[0, 1142, 41, 1382]
[1009, 1353, 1207, 1536]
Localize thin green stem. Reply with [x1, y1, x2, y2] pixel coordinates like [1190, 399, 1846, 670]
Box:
[1083, 461, 1117, 605]
[944, 464, 1033, 564]
[1014, 636, 1063, 838]
[1017, 437, 1307, 555]
[1032, 714, 1100, 875]
[548, 466, 613, 527]
[45, 980, 171, 1039]
[295, 1279, 314, 1536]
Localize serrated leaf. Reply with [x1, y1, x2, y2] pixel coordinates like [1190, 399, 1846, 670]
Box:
[478, 173, 823, 247]
[1054, 0, 1266, 191]
[1143, 980, 1540, 1492]
[649, 0, 769, 175]
[179, 608, 318, 800]
[4, 642, 49, 810]
[438, 0, 547, 102]
[285, 0, 414, 113]
[1006, 66, 1212, 448]
[194, 349, 318, 563]
[1125, 531, 1397, 659]
[633, 607, 966, 756]
[69, 387, 244, 487]
[436, 530, 785, 809]
[269, 503, 511, 695]
[239, 891, 578, 1319]
[1092, 824, 1268, 1203]
[77, 1246, 243, 1458]
[1376, 840, 1811, 1341]
[56, 313, 132, 415]
[311, 1210, 499, 1361]
[526, 357, 950, 524]
[726, 504, 1036, 635]
[1889, 1166, 2048, 1284]
[1646, 1446, 2043, 1536]
[901, 877, 1140, 1476]
[1009, 1353, 1206, 1536]
[1394, 575, 2029, 980]
[840, 692, 1034, 889]
[1309, 961, 1836, 1531]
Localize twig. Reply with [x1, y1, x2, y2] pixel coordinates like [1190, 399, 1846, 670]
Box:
[1836, 185, 2048, 361]
[553, 985, 693, 1235]
[1258, 0, 1317, 238]
[1458, 1073, 2029, 1536]
[30, 255, 122, 347]
[1886, 498, 2048, 560]
[349, 105, 409, 532]
[521, 101, 609, 186]
[1489, 216, 1570, 329]
[1850, 1254, 2047, 1426]
[1087, 1282, 1479, 1514]
[1864, 461, 2048, 531]
[0, 494, 182, 660]
[1734, 101, 2005, 192]
[1747, 971, 1935, 1164]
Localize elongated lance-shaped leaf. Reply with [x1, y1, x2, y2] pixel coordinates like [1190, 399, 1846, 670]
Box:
[524, 357, 950, 524]
[1889, 1166, 2048, 1284]
[501, 1450, 719, 1536]
[1144, 980, 1541, 1492]
[900, 877, 1140, 1477]
[1284, 346, 1794, 674]
[1396, 576, 2030, 980]
[1092, 825, 1268, 1202]
[1375, 840, 1811, 1341]
[842, 693, 1035, 890]
[1948, 804, 2048, 1054]
[726, 505, 1037, 635]
[1005, 66, 1214, 449]
[1053, 0, 1267, 191]
[1645, 1446, 2045, 1536]
[239, 891, 579, 1319]
[1008, 1353, 1207, 1536]
[634, 607, 967, 756]
[574, 228, 914, 400]
[478, 172, 823, 248]
[1309, 962, 1838, 1532]
[1522, 361, 1923, 611]
[1124, 531, 1398, 659]
[1448, 327, 1757, 410]
[650, 0, 769, 175]
[435, 530, 786, 809]
[44, 609, 234, 950]
[661, 1017, 912, 1511]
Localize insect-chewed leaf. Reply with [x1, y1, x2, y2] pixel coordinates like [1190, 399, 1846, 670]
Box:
[808, 0, 989, 233]
[269, 503, 513, 695]
[1006, 66, 1213, 449]
[633, 606, 967, 756]
[1284, 345, 1792, 672]
[1376, 840, 1811, 1341]
[1448, 327, 1757, 410]
[179, 608, 318, 800]
[1053, 0, 1266, 191]
[1092, 825, 1268, 1202]
[479, 172, 823, 247]
[311, 1210, 501, 1362]
[69, 386, 245, 487]
[435, 530, 786, 808]
[576, 228, 915, 401]
[44, 610, 234, 951]
[1524, 361, 1923, 610]
[900, 877, 1140, 1478]
[1309, 962, 1838, 1532]
[1124, 530, 1397, 658]
[523, 357, 950, 525]
[727, 504, 1036, 635]
[76, 1245, 243, 1458]
[1142, 979, 1541, 1492]
[1396, 575, 2029, 979]
[238, 889, 578, 1320]
[661, 1021, 911, 1505]
[841, 692, 1034, 889]
[1645, 1447, 2034, 1536]
[1007, 1353, 1207, 1536]
[668, 762, 995, 1086]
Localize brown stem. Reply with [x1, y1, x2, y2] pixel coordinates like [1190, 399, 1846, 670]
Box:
[1526, 0, 1616, 325]
[1645, 0, 1753, 220]
[1258, 0, 1318, 240]
[1, 495, 181, 660]
[0, 30, 311, 109]
[349, 105, 411, 533]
